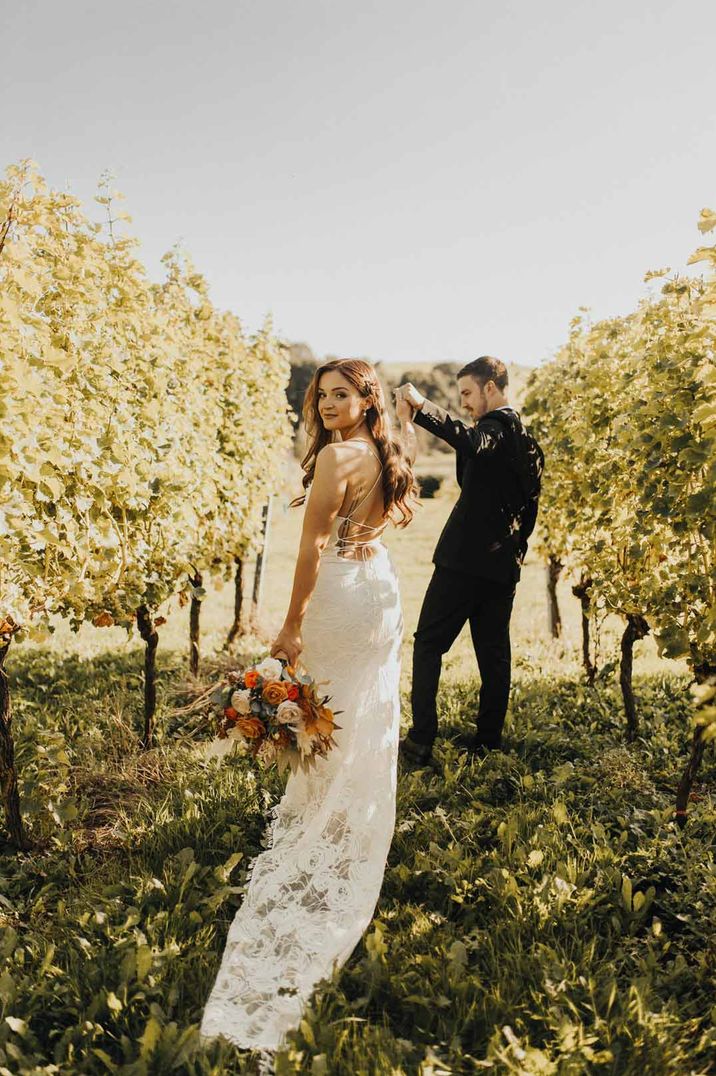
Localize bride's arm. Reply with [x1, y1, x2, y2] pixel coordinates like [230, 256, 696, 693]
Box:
[395, 393, 418, 464]
[270, 445, 348, 666]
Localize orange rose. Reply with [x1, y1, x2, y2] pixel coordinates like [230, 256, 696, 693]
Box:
[237, 716, 265, 739]
[286, 683, 300, 701]
[262, 680, 288, 706]
[244, 669, 260, 688]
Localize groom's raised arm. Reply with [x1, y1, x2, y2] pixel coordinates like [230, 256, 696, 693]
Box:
[413, 397, 504, 458]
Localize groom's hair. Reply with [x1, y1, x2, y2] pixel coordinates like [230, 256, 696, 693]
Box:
[458, 356, 508, 390]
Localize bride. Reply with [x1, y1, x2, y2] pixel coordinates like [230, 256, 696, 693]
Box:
[200, 358, 418, 1053]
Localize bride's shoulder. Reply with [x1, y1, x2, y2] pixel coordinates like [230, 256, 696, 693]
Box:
[316, 441, 364, 469]
[314, 442, 355, 482]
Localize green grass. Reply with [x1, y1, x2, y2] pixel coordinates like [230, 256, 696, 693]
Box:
[1, 480, 709, 1075]
[2, 645, 714, 1074]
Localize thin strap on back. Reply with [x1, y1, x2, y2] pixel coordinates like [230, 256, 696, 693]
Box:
[349, 467, 383, 516]
[340, 438, 381, 463]
[336, 439, 383, 522]
[334, 515, 388, 553]
[334, 440, 385, 541]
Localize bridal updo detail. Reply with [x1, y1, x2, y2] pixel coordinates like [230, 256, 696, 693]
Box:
[295, 358, 419, 526]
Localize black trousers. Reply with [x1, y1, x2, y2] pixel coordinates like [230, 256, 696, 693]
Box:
[410, 566, 516, 747]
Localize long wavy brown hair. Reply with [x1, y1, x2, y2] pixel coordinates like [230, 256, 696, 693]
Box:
[292, 358, 418, 527]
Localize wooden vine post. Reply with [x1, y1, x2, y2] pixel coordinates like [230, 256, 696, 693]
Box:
[226, 556, 245, 648]
[251, 499, 273, 625]
[188, 566, 204, 676]
[0, 620, 27, 850]
[619, 614, 650, 740]
[547, 555, 563, 639]
[571, 576, 596, 685]
[137, 605, 160, 750]
[675, 665, 716, 827]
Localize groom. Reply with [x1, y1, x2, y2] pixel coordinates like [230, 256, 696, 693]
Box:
[397, 357, 543, 764]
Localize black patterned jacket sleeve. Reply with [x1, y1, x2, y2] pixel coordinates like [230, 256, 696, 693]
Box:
[413, 399, 505, 457]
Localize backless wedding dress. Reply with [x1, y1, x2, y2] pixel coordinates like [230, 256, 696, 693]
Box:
[200, 445, 403, 1052]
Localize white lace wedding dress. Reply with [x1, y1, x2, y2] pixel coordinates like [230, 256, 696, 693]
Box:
[200, 454, 403, 1053]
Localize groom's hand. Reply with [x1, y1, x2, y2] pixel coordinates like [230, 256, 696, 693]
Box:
[396, 383, 426, 411]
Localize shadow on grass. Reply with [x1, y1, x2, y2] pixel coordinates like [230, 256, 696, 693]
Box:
[3, 656, 714, 1074]
[432, 669, 698, 765]
[8, 642, 183, 702]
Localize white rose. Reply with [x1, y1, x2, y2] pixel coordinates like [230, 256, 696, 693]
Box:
[276, 700, 303, 726]
[230, 688, 252, 714]
[254, 656, 284, 680]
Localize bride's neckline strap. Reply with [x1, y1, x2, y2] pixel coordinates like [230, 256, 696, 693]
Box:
[340, 438, 381, 463]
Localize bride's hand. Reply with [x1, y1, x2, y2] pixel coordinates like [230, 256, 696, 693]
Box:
[270, 622, 303, 667]
[395, 393, 415, 424]
[396, 382, 425, 411]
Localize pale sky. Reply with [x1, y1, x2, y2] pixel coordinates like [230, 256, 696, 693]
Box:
[3, 0, 715, 366]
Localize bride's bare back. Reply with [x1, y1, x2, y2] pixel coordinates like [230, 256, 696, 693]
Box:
[331, 439, 387, 560]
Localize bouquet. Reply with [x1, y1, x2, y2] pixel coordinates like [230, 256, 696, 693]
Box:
[207, 655, 341, 774]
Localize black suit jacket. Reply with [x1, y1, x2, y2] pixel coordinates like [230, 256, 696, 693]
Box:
[414, 400, 540, 584]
